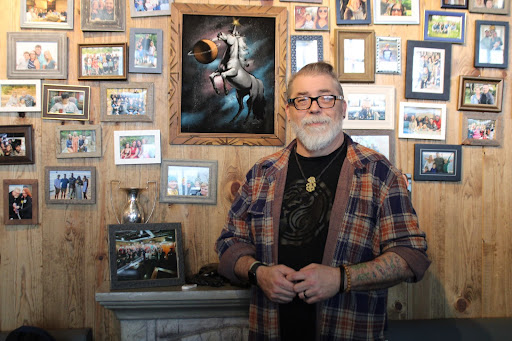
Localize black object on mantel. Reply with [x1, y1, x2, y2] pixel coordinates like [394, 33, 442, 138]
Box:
[187, 263, 248, 288]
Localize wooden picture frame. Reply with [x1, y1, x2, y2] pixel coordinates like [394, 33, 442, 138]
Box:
[0, 80, 41, 113]
[3, 179, 38, 225]
[414, 144, 462, 182]
[78, 43, 127, 80]
[81, 0, 125, 31]
[334, 29, 375, 83]
[336, 0, 371, 25]
[42, 84, 91, 121]
[457, 76, 503, 112]
[100, 82, 154, 122]
[20, 0, 74, 30]
[461, 112, 502, 147]
[108, 222, 185, 289]
[55, 125, 102, 159]
[398, 102, 446, 141]
[376, 36, 401, 74]
[290, 35, 323, 74]
[469, 0, 509, 15]
[0, 125, 35, 165]
[441, 0, 468, 10]
[373, 0, 420, 25]
[424, 10, 465, 44]
[114, 130, 161, 165]
[342, 85, 395, 129]
[345, 129, 396, 164]
[129, 0, 172, 17]
[474, 20, 509, 69]
[7, 32, 68, 80]
[45, 166, 96, 204]
[169, 3, 287, 146]
[294, 6, 329, 31]
[129, 28, 163, 74]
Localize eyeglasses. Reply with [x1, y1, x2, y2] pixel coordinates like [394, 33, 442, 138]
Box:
[319, 9, 328, 13]
[287, 95, 343, 110]
[391, 8, 402, 12]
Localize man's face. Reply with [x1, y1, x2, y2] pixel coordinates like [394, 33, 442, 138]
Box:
[106, 0, 114, 11]
[13, 189, 20, 198]
[483, 85, 489, 93]
[35, 47, 41, 55]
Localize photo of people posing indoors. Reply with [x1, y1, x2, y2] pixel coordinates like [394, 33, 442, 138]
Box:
[133, 33, 158, 69]
[477, 24, 505, 65]
[15, 42, 58, 70]
[466, 119, 496, 140]
[412, 48, 445, 93]
[7, 184, 33, 220]
[25, 1, 68, 24]
[133, 0, 170, 12]
[0, 85, 37, 109]
[0, 133, 26, 157]
[166, 166, 210, 197]
[49, 170, 92, 200]
[58, 130, 97, 154]
[89, 0, 116, 21]
[47, 91, 84, 115]
[420, 151, 455, 175]
[380, 0, 411, 16]
[295, 6, 329, 31]
[473, 0, 505, 9]
[106, 88, 147, 116]
[400, 106, 444, 140]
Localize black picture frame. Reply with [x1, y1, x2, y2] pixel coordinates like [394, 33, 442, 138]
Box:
[414, 144, 462, 182]
[0, 125, 35, 165]
[441, 0, 468, 9]
[474, 20, 509, 69]
[336, 0, 371, 25]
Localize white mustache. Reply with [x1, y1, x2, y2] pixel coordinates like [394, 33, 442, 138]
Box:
[301, 117, 331, 126]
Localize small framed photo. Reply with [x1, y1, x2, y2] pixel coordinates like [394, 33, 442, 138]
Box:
[45, 166, 96, 204]
[414, 144, 462, 182]
[78, 43, 127, 80]
[474, 21, 509, 69]
[424, 10, 465, 44]
[376, 36, 401, 74]
[405, 40, 452, 101]
[469, 0, 509, 15]
[336, 0, 371, 25]
[342, 85, 395, 129]
[334, 29, 375, 82]
[0, 125, 35, 165]
[108, 223, 185, 289]
[441, 0, 468, 9]
[100, 83, 154, 122]
[81, 0, 125, 31]
[0, 80, 41, 113]
[290, 35, 323, 74]
[3, 179, 38, 225]
[55, 125, 102, 159]
[374, 0, 420, 25]
[345, 129, 396, 164]
[20, 0, 74, 30]
[398, 102, 446, 141]
[129, 0, 172, 17]
[457, 76, 503, 112]
[160, 159, 218, 205]
[7, 32, 67, 80]
[129, 28, 163, 74]
[114, 130, 161, 165]
[294, 6, 329, 31]
[42, 84, 91, 121]
[461, 112, 502, 147]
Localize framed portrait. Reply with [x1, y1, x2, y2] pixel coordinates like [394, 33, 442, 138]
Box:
[405, 40, 452, 101]
[3, 179, 38, 225]
[294, 6, 329, 31]
[169, 4, 287, 146]
[334, 29, 375, 82]
[345, 129, 396, 164]
[100, 82, 154, 122]
[42, 84, 91, 121]
[336, 0, 371, 25]
[469, 0, 509, 15]
[280, 0, 322, 3]
[398, 102, 446, 141]
[373, 0, 420, 24]
[55, 125, 102, 159]
[44, 166, 96, 204]
[160, 159, 218, 205]
[129, 0, 172, 17]
[342, 85, 395, 129]
[441, 0, 468, 9]
[457, 76, 503, 112]
[290, 35, 323, 74]
[424, 10, 465, 44]
[414, 144, 462, 181]
[20, 0, 73, 30]
[129, 28, 163, 74]
[0, 125, 34, 165]
[461, 112, 502, 147]
[474, 21, 509, 69]
[81, 0, 125, 31]
[7, 32, 67, 80]
[114, 130, 161, 165]
[78, 43, 127, 80]
[0, 80, 41, 113]
[108, 223, 185, 289]
[376, 36, 401, 74]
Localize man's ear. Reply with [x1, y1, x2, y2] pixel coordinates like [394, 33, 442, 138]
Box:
[341, 100, 347, 119]
[285, 103, 291, 121]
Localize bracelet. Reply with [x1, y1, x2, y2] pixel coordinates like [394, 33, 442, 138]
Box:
[342, 264, 351, 292]
[339, 266, 345, 292]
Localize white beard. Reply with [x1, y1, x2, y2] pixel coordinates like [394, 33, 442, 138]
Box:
[290, 115, 343, 152]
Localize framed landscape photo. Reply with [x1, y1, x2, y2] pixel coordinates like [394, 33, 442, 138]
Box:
[3, 179, 38, 225]
[0, 125, 35, 165]
[474, 20, 509, 69]
[336, 0, 371, 25]
[130, 0, 172, 17]
[81, 0, 125, 31]
[374, 0, 420, 25]
[290, 35, 323, 74]
[129, 28, 163, 74]
[7, 32, 67, 80]
[398, 102, 446, 141]
[441, 0, 468, 9]
[469, 0, 509, 15]
[0, 80, 41, 113]
[294, 6, 329, 31]
[457, 76, 503, 112]
[424, 10, 465, 44]
[114, 130, 161, 165]
[78, 43, 127, 80]
[342, 85, 395, 129]
[461, 112, 502, 147]
[55, 125, 102, 159]
[20, 0, 73, 29]
[345, 129, 396, 164]
[45, 166, 96, 204]
[334, 29, 375, 82]
[414, 144, 462, 182]
[376, 36, 401, 74]
[42, 84, 91, 121]
[100, 82, 154, 122]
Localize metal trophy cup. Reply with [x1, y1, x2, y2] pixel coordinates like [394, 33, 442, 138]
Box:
[110, 180, 157, 224]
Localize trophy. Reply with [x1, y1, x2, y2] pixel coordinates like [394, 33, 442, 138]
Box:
[110, 180, 157, 224]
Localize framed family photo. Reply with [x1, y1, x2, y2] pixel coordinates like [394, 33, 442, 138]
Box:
[474, 21, 509, 69]
[374, 0, 420, 24]
[334, 29, 375, 82]
[414, 144, 462, 182]
[461, 112, 502, 147]
[469, 0, 509, 15]
[457, 76, 503, 112]
[4, 179, 38, 225]
[78, 43, 127, 80]
[100, 82, 154, 122]
[0, 125, 35, 165]
[55, 125, 102, 159]
[424, 10, 465, 44]
[0, 80, 41, 113]
[81, 0, 125, 31]
[342, 85, 395, 129]
[290, 35, 323, 74]
[345, 129, 396, 164]
[130, 0, 172, 17]
[20, 0, 73, 29]
[376, 36, 401, 74]
[398, 102, 446, 140]
[42, 84, 91, 121]
[114, 130, 161, 165]
[294, 6, 329, 31]
[45, 166, 96, 204]
[336, 0, 371, 25]
[441, 0, 468, 9]
[129, 29, 163, 74]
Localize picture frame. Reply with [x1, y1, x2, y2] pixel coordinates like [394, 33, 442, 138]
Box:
[81, 0, 125, 31]
[129, 28, 163, 74]
[129, 0, 172, 17]
[334, 29, 375, 83]
[42, 84, 91, 121]
[3, 179, 38, 225]
[100, 82, 154, 122]
[170, 3, 287, 146]
[0, 80, 41, 113]
[376, 36, 401, 74]
[7, 32, 68, 80]
[290, 35, 323, 74]
[55, 125, 102, 159]
[160, 159, 218, 205]
[78, 43, 127, 80]
[294, 6, 329, 31]
[398, 102, 446, 141]
[474, 20, 509, 69]
[461, 112, 502, 147]
[20, 0, 74, 30]
[345, 129, 396, 164]
[342, 85, 395, 129]
[336, 0, 371, 25]
[114, 130, 161, 165]
[414, 144, 462, 182]
[44, 166, 96, 204]
[108, 222, 185, 289]
[441, 0, 468, 9]
[468, 0, 509, 15]
[424, 10, 465, 44]
[0, 125, 35, 165]
[373, 0, 420, 25]
[405, 40, 452, 101]
[457, 76, 503, 112]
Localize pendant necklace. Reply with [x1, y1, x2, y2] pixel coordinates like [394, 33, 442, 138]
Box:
[294, 146, 344, 193]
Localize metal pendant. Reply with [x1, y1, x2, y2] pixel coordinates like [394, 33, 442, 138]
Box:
[306, 176, 316, 192]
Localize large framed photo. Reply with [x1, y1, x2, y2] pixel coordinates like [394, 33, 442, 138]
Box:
[376, 36, 401, 74]
[294, 6, 329, 31]
[3, 179, 38, 225]
[374, 0, 420, 24]
[424, 10, 465, 44]
[42, 84, 91, 121]
[345, 129, 396, 164]
[334, 29, 375, 83]
[170, 4, 287, 146]
[45, 166, 96, 204]
[457, 76, 503, 112]
[7, 32, 67, 80]
[442, 0, 468, 9]
[55, 125, 102, 159]
[78, 43, 127, 80]
[398, 102, 446, 140]
[114, 130, 161, 165]
[414, 144, 462, 182]
[474, 21, 509, 69]
[0, 125, 34, 165]
[337, 0, 371, 25]
[81, 0, 125, 31]
[20, 0, 73, 29]
[0, 80, 41, 113]
[160, 159, 218, 205]
[290, 35, 323, 74]
[405, 40, 452, 101]
[129, 0, 172, 17]
[100, 82, 154, 122]
[469, 0, 509, 14]
[461, 112, 502, 147]
[129, 28, 163, 74]
[108, 223, 185, 289]
[342, 85, 395, 129]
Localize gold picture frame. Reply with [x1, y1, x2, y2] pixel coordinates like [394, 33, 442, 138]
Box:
[334, 29, 375, 83]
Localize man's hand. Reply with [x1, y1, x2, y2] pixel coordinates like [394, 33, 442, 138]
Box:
[286, 264, 340, 304]
[257, 265, 298, 304]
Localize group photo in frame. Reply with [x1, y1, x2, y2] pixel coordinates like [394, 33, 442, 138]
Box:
[129, 0, 171, 17]
[294, 6, 329, 31]
[424, 10, 465, 44]
[336, 0, 371, 25]
[345, 129, 395, 164]
[461, 112, 502, 147]
[129, 28, 163, 74]
[376, 36, 401, 74]
[398, 102, 446, 141]
[334, 29, 375, 82]
[0, 80, 41, 113]
[0, 125, 35, 165]
[414, 144, 462, 181]
[457, 76, 503, 112]
[373, 0, 420, 25]
[20, 0, 74, 30]
[42, 84, 91, 121]
[4, 179, 38, 225]
[100, 82, 154, 122]
[55, 125, 102, 159]
[78, 43, 127, 80]
[342, 85, 395, 129]
[469, 0, 509, 15]
[44, 166, 96, 204]
[81, 0, 125, 31]
[114, 130, 161, 165]
[441, 0, 468, 9]
[290, 35, 323, 74]
[474, 20, 509, 69]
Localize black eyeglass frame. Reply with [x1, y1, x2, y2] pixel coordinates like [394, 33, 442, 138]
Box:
[287, 95, 344, 110]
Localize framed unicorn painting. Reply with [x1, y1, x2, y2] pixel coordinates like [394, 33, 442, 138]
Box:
[169, 4, 287, 146]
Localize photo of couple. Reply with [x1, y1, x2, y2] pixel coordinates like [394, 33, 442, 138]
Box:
[1, 86, 37, 109]
[7, 184, 33, 220]
[463, 83, 496, 105]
